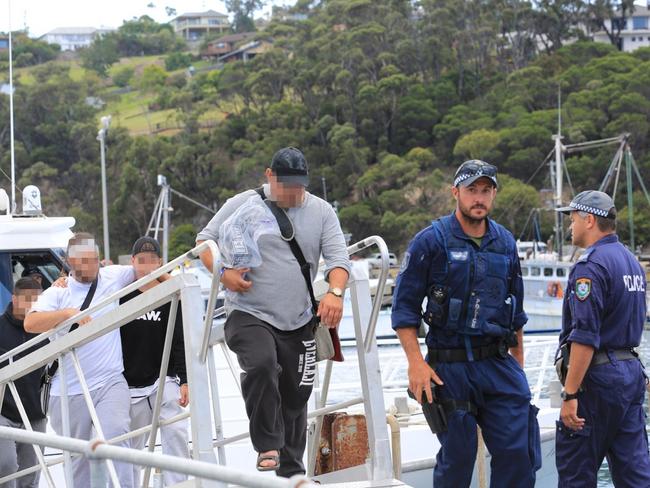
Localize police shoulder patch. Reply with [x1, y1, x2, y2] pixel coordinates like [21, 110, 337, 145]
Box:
[575, 277, 591, 301]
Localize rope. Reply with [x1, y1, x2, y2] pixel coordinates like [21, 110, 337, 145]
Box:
[170, 188, 215, 213]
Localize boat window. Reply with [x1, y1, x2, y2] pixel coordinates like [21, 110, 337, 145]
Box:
[556, 268, 566, 277]
[531, 267, 541, 276]
[544, 268, 554, 277]
[521, 267, 529, 276]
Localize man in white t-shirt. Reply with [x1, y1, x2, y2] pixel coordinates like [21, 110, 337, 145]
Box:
[25, 232, 152, 488]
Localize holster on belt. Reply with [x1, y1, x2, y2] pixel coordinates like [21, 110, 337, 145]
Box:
[407, 382, 478, 434]
[555, 343, 570, 386]
[407, 384, 448, 434]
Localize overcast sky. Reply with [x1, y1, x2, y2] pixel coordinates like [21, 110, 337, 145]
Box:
[1, 0, 294, 38]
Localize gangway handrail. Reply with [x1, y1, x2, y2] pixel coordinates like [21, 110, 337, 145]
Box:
[0, 240, 221, 364]
[0, 241, 222, 487]
[343, 236, 391, 352]
[200, 234, 395, 481]
[200, 234, 391, 362]
[200, 236, 390, 359]
[0, 426, 317, 488]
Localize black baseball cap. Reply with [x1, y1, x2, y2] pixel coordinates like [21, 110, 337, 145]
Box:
[454, 160, 498, 188]
[270, 147, 309, 187]
[131, 236, 162, 257]
[556, 190, 617, 219]
[21, 266, 43, 278]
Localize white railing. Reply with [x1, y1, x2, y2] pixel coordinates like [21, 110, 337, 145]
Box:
[0, 241, 232, 487]
[0, 237, 399, 487]
[199, 236, 396, 480]
[0, 426, 315, 488]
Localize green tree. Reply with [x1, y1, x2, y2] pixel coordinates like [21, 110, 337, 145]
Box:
[80, 35, 119, 76]
[112, 66, 134, 87]
[226, 0, 266, 32]
[165, 52, 192, 71]
[139, 65, 168, 91]
[169, 224, 197, 258]
[453, 129, 502, 161]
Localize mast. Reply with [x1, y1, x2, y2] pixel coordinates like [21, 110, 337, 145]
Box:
[8, 0, 16, 213]
[625, 144, 635, 252]
[552, 85, 564, 260]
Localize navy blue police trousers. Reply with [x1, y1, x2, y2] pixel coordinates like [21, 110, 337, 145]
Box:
[432, 354, 540, 487]
[556, 355, 650, 487]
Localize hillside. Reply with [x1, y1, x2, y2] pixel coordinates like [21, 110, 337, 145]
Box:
[1, 0, 650, 260]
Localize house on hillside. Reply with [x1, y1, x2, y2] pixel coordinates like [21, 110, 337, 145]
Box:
[0, 36, 8, 51]
[40, 27, 115, 51]
[201, 32, 256, 58]
[272, 6, 309, 22]
[171, 10, 230, 42]
[593, 4, 650, 51]
[218, 39, 273, 63]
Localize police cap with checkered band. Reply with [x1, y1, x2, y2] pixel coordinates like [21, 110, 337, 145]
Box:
[556, 190, 617, 219]
[453, 160, 498, 188]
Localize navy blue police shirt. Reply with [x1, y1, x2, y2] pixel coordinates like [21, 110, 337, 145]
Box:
[559, 234, 646, 350]
[391, 213, 527, 349]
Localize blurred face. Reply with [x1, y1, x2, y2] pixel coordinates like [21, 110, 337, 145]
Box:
[266, 169, 306, 208]
[452, 178, 497, 224]
[569, 211, 591, 248]
[68, 250, 100, 283]
[12, 289, 41, 319]
[131, 252, 162, 279]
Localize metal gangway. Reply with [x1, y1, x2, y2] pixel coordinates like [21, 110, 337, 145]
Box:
[0, 237, 405, 487]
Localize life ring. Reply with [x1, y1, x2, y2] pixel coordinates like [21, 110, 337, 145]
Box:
[547, 281, 563, 298]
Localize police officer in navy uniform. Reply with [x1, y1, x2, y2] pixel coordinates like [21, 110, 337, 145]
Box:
[392, 160, 540, 487]
[555, 191, 650, 487]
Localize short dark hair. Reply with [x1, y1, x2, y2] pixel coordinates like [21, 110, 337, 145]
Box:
[595, 214, 616, 232]
[14, 277, 42, 293]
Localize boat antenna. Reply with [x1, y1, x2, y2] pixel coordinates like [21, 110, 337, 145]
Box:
[557, 84, 561, 138]
[552, 84, 564, 260]
[8, 0, 16, 213]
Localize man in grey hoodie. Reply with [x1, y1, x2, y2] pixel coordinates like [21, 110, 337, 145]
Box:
[196, 147, 350, 477]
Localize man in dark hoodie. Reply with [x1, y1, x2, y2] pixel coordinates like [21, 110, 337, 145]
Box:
[119, 237, 189, 486]
[0, 277, 44, 488]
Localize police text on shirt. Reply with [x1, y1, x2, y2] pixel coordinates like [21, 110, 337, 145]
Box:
[623, 274, 645, 292]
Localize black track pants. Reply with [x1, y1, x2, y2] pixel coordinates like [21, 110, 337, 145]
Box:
[224, 310, 316, 477]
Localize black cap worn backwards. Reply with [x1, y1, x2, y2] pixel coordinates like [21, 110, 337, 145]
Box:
[556, 190, 617, 219]
[453, 160, 498, 188]
[131, 236, 162, 257]
[270, 147, 309, 187]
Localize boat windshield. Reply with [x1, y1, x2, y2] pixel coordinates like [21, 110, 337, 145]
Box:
[0, 248, 67, 310]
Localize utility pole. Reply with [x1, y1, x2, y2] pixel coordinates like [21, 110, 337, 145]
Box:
[8, 0, 16, 213]
[97, 116, 111, 261]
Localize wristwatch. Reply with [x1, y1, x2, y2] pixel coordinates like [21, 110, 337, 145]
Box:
[560, 389, 579, 401]
[327, 287, 343, 298]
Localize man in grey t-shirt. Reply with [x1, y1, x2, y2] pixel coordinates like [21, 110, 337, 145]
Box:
[197, 147, 350, 477]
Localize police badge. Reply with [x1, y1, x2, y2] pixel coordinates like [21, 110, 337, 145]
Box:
[575, 278, 591, 301]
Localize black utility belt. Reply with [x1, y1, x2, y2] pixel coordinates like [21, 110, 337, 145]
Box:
[591, 348, 638, 367]
[427, 340, 509, 363]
